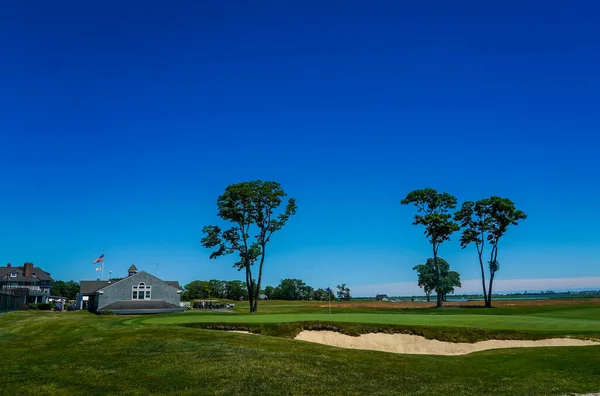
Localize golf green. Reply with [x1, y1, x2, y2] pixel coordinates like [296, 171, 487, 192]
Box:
[143, 312, 600, 333]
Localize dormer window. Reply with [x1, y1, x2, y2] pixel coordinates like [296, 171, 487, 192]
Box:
[132, 282, 151, 300]
[10, 272, 17, 278]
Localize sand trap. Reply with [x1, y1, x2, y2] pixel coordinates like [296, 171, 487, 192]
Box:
[228, 330, 254, 334]
[295, 331, 600, 356]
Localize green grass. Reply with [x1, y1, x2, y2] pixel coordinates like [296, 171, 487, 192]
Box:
[1, 303, 600, 395]
[143, 312, 600, 334]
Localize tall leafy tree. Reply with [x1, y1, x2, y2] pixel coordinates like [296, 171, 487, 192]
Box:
[412, 264, 436, 302]
[401, 188, 459, 308]
[413, 258, 461, 302]
[455, 196, 526, 307]
[182, 280, 212, 300]
[264, 286, 275, 300]
[225, 280, 248, 301]
[201, 180, 297, 313]
[336, 284, 351, 301]
[208, 279, 227, 298]
[312, 288, 326, 301]
[50, 280, 80, 300]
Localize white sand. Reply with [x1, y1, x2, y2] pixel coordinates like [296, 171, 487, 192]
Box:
[228, 330, 254, 334]
[294, 331, 600, 356]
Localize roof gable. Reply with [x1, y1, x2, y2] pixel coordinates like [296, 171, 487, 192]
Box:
[91, 271, 177, 293]
[165, 281, 181, 290]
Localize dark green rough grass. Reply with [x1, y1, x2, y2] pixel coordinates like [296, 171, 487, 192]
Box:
[1, 310, 600, 395]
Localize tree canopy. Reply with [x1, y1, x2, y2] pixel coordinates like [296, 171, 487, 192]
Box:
[181, 279, 248, 301]
[413, 258, 461, 302]
[455, 196, 526, 307]
[336, 284, 351, 301]
[201, 180, 296, 312]
[50, 280, 80, 300]
[401, 188, 459, 307]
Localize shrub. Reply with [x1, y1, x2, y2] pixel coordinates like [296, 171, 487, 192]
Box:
[100, 309, 115, 315]
[37, 303, 52, 310]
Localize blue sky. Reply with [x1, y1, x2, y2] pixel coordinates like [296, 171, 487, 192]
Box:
[1, 1, 599, 296]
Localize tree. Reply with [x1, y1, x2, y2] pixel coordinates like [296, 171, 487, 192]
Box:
[208, 279, 227, 298]
[182, 280, 212, 300]
[301, 285, 314, 300]
[50, 280, 80, 300]
[312, 288, 326, 301]
[336, 284, 351, 301]
[413, 258, 461, 302]
[201, 180, 297, 313]
[401, 188, 459, 308]
[225, 280, 248, 301]
[455, 196, 526, 307]
[264, 285, 275, 300]
[412, 264, 436, 302]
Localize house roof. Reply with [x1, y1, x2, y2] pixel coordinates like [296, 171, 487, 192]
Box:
[80, 271, 182, 294]
[128, 264, 138, 271]
[165, 281, 181, 290]
[0, 265, 53, 283]
[80, 281, 110, 294]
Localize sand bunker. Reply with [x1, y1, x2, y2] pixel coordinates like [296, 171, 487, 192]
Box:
[228, 330, 254, 334]
[295, 331, 600, 356]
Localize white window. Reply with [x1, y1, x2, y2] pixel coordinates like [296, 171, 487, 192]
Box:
[132, 282, 151, 300]
[10, 272, 17, 278]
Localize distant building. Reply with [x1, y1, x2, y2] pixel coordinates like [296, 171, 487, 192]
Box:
[77, 264, 183, 314]
[375, 294, 389, 301]
[0, 262, 53, 304]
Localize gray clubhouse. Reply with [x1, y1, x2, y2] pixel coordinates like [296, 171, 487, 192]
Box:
[77, 264, 184, 314]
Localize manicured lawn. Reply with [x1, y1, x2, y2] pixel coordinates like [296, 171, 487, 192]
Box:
[2, 303, 600, 395]
[143, 312, 600, 334]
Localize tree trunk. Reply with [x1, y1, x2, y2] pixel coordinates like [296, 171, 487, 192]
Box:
[252, 245, 267, 313]
[486, 271, 495, 308]
[486, 244, 499, 308]
[477, 246, 489, 307]
[426, 292, 430, 302]
[433, 247, 443, 308]
[245, 266, 256, 313]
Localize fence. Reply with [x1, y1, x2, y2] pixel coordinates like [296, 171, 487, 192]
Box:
[0, 289, 28, 313]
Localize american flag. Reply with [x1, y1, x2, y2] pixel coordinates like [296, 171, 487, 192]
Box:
[92, 253, 104, 264]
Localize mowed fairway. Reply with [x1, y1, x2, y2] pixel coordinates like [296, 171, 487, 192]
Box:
[2, 300, 600, 395]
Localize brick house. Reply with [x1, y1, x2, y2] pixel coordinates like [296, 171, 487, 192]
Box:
[77, 264, 184, 314]
[0, 262, 53, 304]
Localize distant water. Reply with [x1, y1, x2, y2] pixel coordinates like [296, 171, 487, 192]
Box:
[408, 296, 556, 303]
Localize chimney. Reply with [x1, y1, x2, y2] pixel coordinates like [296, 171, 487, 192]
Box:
[23, 262, 34, 277]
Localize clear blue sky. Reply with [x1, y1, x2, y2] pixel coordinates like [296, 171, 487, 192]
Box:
[1, 1, 599, 295]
